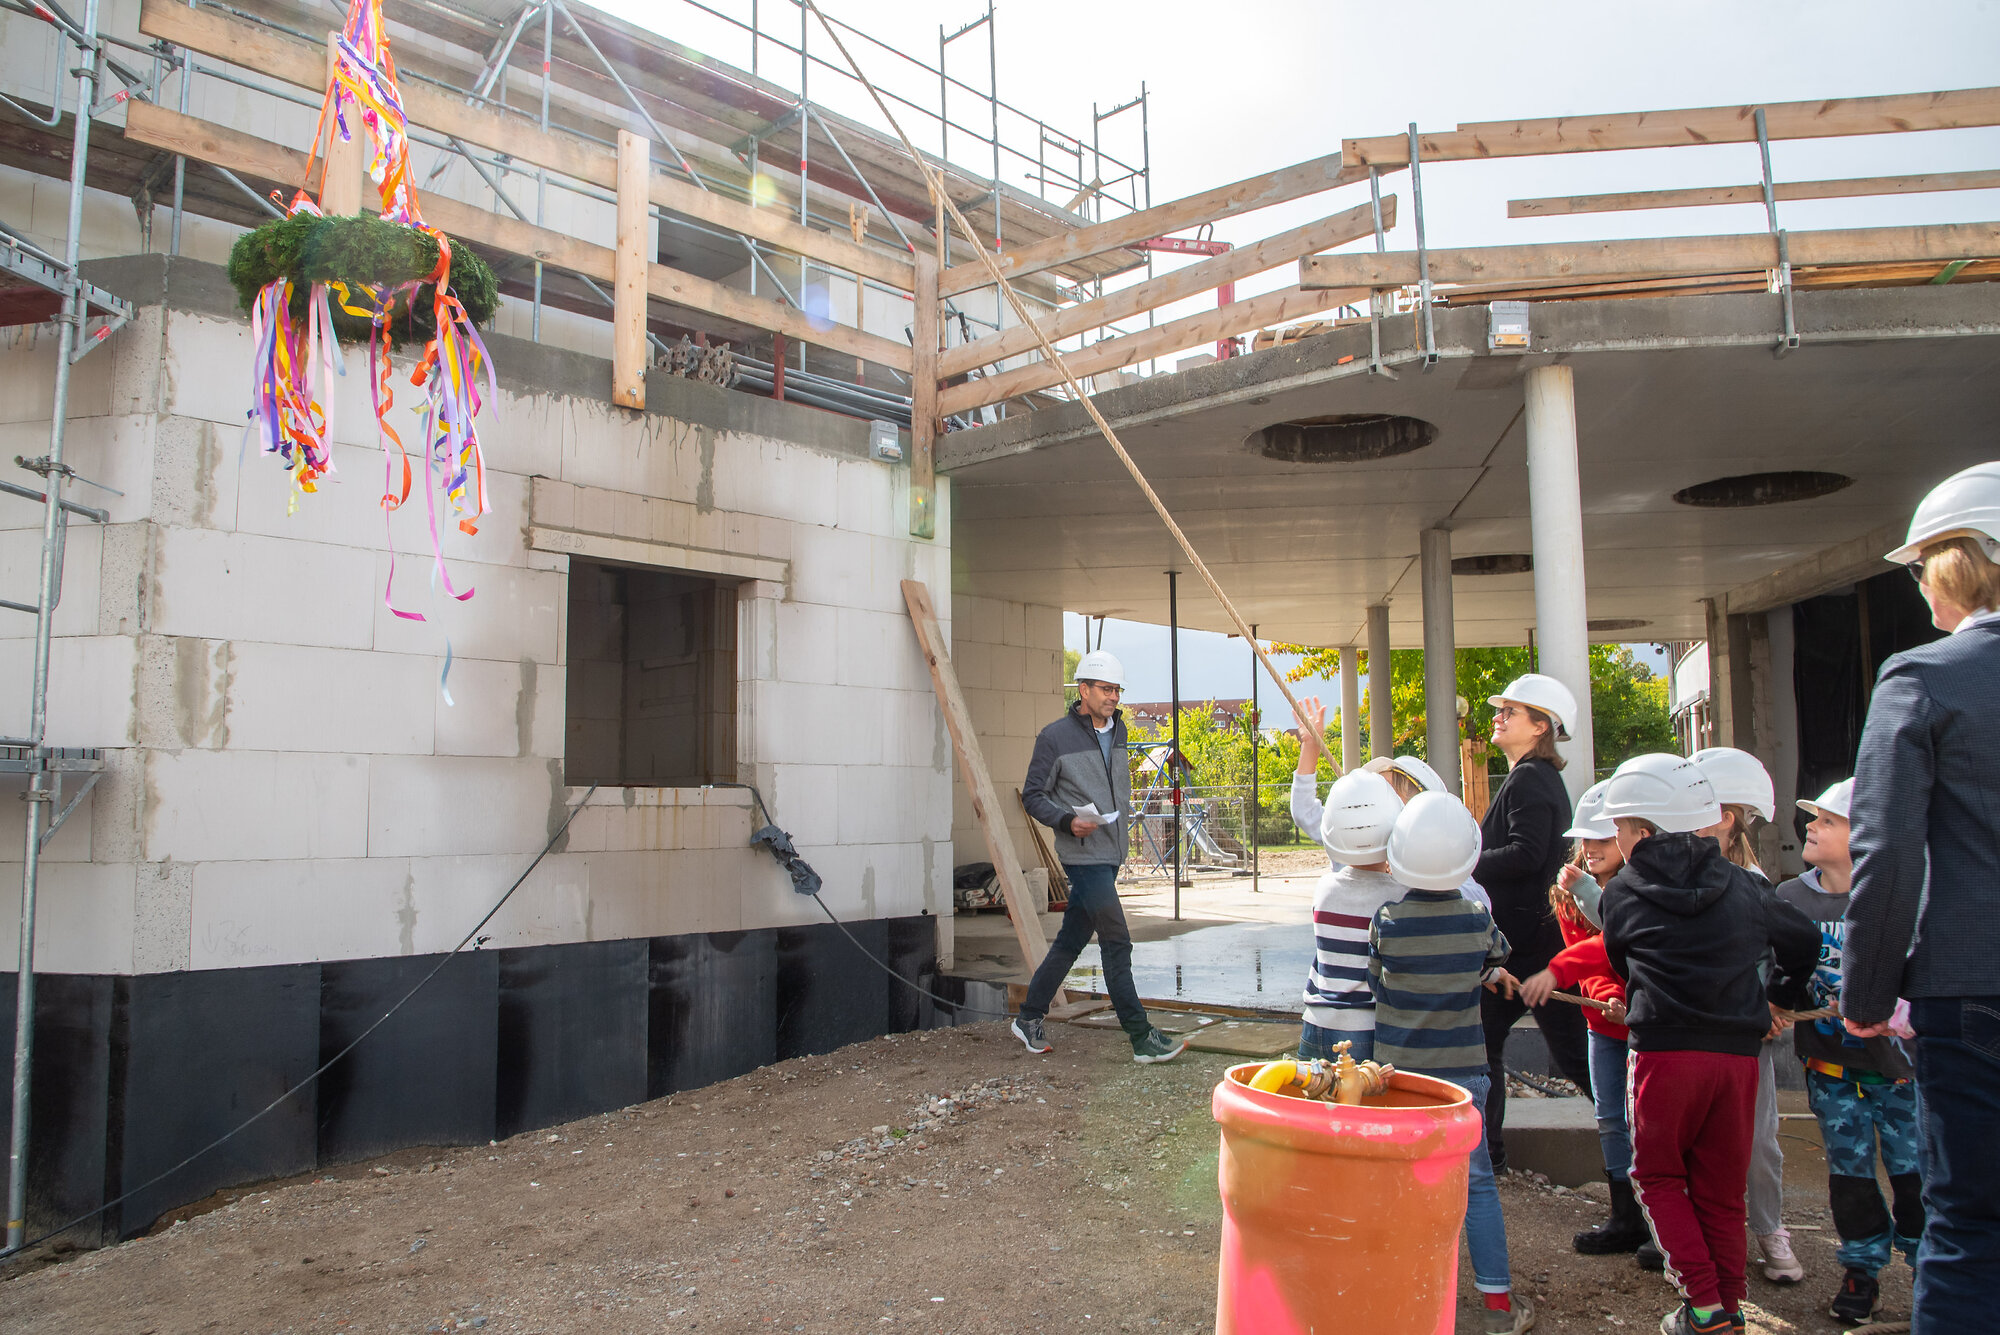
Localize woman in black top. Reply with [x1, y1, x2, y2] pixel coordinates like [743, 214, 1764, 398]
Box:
[1478, 673, 1590, 1172]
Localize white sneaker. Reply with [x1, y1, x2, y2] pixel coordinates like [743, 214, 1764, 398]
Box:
[1757, 1228, 1805, 1283]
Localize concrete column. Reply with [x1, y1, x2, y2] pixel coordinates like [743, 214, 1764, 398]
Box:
[1419, 527, 1462, 795]
[1525, 363, 1596, 807]
[1338, 646, 1361, 772]
[1366, 603, 1392, 759]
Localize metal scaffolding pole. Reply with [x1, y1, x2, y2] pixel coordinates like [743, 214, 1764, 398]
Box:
[7, 0, 106, 1255]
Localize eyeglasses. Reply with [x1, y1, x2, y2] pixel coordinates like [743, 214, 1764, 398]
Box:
[1493, 705, 1524, 722]
[1079, 681, 1122, 694]
[1905, 559, 1927, 584]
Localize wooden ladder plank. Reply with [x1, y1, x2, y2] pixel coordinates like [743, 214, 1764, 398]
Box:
[900, 579, 1061, 1005]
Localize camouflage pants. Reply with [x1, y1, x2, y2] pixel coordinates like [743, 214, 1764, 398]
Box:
[1805, 1068, 1924, 1276]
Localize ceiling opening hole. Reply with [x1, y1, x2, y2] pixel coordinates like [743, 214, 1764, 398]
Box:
[1452, 553, 1533, 576]
[1588, 618, 1652, 632]
[1672, 471, 1853, 508]
[1248, 413, 1439, 464]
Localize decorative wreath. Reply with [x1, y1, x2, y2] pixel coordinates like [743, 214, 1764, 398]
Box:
[226, 212, 498, 347]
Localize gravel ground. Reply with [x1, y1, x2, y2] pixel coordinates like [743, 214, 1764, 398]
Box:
[0, 1023, 1908, 1334]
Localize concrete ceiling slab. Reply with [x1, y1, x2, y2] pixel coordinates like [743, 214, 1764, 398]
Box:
[942, 283, 2000, 648]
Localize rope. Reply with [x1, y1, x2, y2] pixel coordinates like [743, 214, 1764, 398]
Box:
[798, 0, 1312, 731]
[1, 783, 600, 1258]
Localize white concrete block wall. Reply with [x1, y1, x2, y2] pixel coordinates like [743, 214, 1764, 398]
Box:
[947, 594, 1066, 881]
[0, 286, 953, 975]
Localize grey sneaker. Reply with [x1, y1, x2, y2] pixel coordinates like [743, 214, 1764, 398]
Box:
[1010, 1016, 1051, 1053]
[1131, 1027, 1189, 1064]
[1481, 1291, 1535, 1334]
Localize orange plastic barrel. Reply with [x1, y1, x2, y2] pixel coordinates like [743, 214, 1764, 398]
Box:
[1211, 1061, 1482, 1335]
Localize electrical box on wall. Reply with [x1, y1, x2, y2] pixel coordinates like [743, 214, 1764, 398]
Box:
[869, 419, 904, 463]
[1488, 300, 1531, 350]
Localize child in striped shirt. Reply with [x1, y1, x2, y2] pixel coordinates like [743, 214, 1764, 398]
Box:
[1294, 767, 1407, 1061]
[1371, 792, 1529, 1335]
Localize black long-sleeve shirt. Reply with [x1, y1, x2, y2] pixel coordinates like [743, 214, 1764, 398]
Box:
[1475, 756, 1572, 973]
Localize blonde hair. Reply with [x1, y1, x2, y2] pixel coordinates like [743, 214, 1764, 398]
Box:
[1549, 843, 1592, 932]
[1922, 535, 2000, 615]
[1714, 803, 1764, 875]
[1382, 770, 1422, 802]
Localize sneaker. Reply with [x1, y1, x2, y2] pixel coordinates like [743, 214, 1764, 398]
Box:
[1131, 1027, 1189, 1064]
[1727, 1314, 1745, 1333]
[1010, 1015, 1051, 1054]
[1756, 1228, 1805, 1283]
[1658, 1304, 1733, 1335]
[1479, 1292, 1536, 1334]
[1636, 1238, 1665, 1272]
[1829, 1267, 1880, 1324]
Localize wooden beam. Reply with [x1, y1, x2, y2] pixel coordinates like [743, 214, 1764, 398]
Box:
[1298, 221, 2000, 289]
[939, 197, 1392, 378]
[900, 578, 1060, 1001]
[1509, 167, 2000, 218]
[122, 102, 915, 373]
[938, 283, 1370, 417]
[1346, 86, 2000, 166]
[137, 0, 915, 292]
[612, 130, 650, 410]
[909, 250, 938, 539]
[938, 152, 1370, 298]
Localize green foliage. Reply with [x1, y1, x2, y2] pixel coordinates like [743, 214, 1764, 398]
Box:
[227, 213, 499, 346]
[1266, 640, 1675, 781]
[1127, 699, 1326, 844]
[1062, 647, 1080, 709]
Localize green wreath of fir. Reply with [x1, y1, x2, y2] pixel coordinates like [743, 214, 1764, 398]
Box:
[226, 213, 499, 347]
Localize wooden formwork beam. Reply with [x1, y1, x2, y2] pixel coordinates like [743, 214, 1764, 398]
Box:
[1509, 167, 2000, 218]
[1297, 220, 2000, 290]
[937, 152, 1371, 298]
[612, 130, 651, 410]
[938, 282, 1370, 416]
[1345, 86, 2000, 166]
[122, 102, 917, 373]
[939, 197, 1392, 378]
[909, 250, 939, 539]
[901, 579, 1061, 1004]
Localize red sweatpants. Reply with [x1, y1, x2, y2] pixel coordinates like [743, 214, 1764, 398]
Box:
[1628, 1048, 1758, 1312]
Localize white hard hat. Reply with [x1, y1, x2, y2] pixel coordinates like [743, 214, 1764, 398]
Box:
[1489, 673, 1579, 741]
[1564, 779, 1617, 840]
[1319, 770, 1405, 865]
[1690, 746, 1776, 822]
[1600, 753, 1722, 835]
[1886, 461, 2000, 565]
[1072, 649, 1127, 689]
[1365, 754, 1447, 794]
[1797, 778, 1855, 823]
[1387, 791, 1484, 891]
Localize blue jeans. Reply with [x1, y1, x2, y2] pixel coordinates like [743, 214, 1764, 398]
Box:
[1020, 863, 1149, 1040]
[1907, 997, 2000, 1334]
[1588, 1029, 1633, 1179]
[1455, 1071, 1512, 1294]
[1805, 1068, 1922, 1276]
[1298, 1019, 1373, 1063]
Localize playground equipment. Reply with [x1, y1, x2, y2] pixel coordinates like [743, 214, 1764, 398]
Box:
[1211, 1059, 1481, 1334]
[1130, 743, 1241, 875]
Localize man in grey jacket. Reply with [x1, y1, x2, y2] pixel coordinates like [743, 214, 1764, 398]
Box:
[1011, 650, 1188, 1064]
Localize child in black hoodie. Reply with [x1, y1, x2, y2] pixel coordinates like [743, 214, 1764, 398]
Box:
[1596, 755, 1820, 1335]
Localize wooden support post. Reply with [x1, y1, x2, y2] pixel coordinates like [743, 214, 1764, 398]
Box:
[612, 129, 651, 410]
[909, 250, 938, 539]
[318, 32, 365, 216]
[901, 578, 1062, 1005]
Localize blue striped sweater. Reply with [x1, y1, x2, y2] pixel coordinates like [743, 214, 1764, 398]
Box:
[1301, 866, 1404, 1033]
[1368, 889, 1512, 1082]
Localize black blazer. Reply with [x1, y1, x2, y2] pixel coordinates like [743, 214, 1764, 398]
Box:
[1476, 756, 1573, 972]
[1843, 616, 2000, 1023]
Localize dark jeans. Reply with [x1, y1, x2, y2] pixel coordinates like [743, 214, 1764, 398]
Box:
[1481, 984, 1593, 1167]
[1908, 996, 2000, 1335]
[1020, 863, 1149, 1040]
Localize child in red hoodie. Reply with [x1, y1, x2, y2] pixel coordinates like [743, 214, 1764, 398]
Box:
[1516, 780, 1648, 1255]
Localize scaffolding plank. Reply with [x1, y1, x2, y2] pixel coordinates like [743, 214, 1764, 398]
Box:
[900, 578, 1060, 1004]
[1510, 167, 2000, 218]
[136, 0, 917, 292]
[121, 102, 915, 373]
[939, 197, 1390, 377]
[938, 283, 1369, 416]
[938, 152, 1370, 298]
[1346, 86, 2000, 166]
[1297, 221, 2000, 289]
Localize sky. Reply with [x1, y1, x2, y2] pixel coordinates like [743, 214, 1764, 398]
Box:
[593, 0, 2000, 708]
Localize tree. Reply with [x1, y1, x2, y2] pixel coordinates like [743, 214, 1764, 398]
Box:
[1267, 641, 1675, 780]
